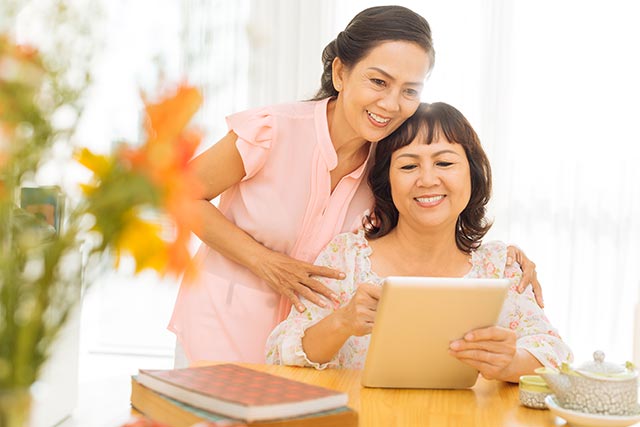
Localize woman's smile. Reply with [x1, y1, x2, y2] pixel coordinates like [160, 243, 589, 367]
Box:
[366, 109, 391, 126]
[414, 194, 445, 207]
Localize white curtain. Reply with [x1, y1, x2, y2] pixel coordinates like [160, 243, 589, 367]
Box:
[484, 1, 640, 362]
[245, 0, 339, 105]
[31, 0, 636, 362]
[49, 0, 252, 358]
[329, 0, 640, 362]
[181, 0, 250, 145]
[204, 0, 640, 362]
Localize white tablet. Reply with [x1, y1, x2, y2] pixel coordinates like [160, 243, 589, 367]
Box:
[361, 276, 510, 389]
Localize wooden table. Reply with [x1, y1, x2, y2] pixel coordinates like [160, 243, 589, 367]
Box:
[65, 362, 636, 427]
[199, 363, 567, 427]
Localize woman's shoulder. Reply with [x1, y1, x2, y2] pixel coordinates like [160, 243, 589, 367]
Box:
[229, 100, 320, 121]
[271, 100, 321, 116]
[323, 229, 370, 255]
[469, 241, 509, 278]
[475, 240, 508, 255]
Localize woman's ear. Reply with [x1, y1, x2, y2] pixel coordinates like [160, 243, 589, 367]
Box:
[332, 57, 344, 92]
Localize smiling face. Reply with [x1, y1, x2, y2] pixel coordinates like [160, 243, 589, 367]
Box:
[332, 41, 432, 143]
[389, 131, 471, 233]
[366, 103, 492, 251]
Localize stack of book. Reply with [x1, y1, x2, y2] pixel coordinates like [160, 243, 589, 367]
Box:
[130, 364, 358, 427]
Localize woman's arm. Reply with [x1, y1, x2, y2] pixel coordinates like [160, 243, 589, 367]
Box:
[266, 282, 380, 367]
[190, 131, 342, 311]
[449, 247, 572, 382]
[266, 231, 378, 368]
[302, 283, 380, 364]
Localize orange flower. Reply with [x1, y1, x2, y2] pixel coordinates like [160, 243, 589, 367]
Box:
[75, 148, 113, 179]
[76, 84, 204, 276]
[127, 84, 204, 274]
[114, 213, 167, 274]
[143, 84, 202, 147]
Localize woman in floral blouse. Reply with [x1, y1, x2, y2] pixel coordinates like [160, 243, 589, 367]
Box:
[265, 102, 572, 382]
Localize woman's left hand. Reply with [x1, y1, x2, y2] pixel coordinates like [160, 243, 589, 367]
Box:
[448, 326, 517, 382]
[506, 245, 543, 308]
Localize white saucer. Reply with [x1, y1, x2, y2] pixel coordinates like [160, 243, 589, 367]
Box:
[545, 395, 640, 427]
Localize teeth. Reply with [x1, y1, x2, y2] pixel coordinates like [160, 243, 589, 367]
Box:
[416, 195, 444, 203]
[367, 110, 390, 124]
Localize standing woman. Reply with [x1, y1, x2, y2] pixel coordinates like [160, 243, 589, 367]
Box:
[169, 6, 539, 365]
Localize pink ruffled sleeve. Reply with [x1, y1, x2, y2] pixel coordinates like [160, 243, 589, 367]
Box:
[225, 108, 273, 180]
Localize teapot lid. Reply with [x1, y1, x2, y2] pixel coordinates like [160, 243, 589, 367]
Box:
[575, 350, 637, 380]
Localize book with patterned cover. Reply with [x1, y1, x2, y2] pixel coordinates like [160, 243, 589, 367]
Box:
[135, 364, 350, 422]
[130, 377, 358, 427]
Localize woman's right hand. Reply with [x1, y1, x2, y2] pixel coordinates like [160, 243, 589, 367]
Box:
[252, 250, 347, 312]
[335, 283, 381, 336]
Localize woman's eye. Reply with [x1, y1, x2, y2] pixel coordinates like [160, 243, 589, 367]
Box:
[400, 164, 417, 170]
[436, 161, 453, 167]
[404, 88, 420, 98]
[371, 78, 386, 87]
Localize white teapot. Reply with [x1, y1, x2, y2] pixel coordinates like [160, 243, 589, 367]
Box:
[535, 350, 639, 416]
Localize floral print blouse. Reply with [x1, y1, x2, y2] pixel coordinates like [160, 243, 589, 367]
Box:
[265, 230, 573, 370]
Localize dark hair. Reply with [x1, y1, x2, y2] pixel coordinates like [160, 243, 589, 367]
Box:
[311, 6, 435, 100]
[364, 102, 493, 253]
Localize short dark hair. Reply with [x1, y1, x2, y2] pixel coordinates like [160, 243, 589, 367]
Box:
[312, 6, 435, 100]
[364, 102, 493, 253]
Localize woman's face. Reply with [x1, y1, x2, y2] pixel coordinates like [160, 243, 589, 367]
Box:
[333, 41, 432, 143]
[389, 132, 471, 232]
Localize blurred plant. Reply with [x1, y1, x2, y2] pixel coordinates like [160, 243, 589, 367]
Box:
[0, 29, 202, 399]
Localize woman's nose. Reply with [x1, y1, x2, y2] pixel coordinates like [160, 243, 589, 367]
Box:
[416, 167, 440, 187]
[377, 88, 401, 113]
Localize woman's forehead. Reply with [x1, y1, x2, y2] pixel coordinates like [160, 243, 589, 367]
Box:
[393, 134, 463, 156]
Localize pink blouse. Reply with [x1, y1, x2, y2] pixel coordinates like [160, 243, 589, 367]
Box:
[168, 99, 374, 363]
[266, 230, 573, 370]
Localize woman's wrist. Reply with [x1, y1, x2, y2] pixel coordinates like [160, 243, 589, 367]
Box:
[331, 307, 355, 337]
[302, 311, 352, 364]
[500, 348, 542, 383]
[244, 242, 276, 277]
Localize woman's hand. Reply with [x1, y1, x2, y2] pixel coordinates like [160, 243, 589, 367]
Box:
[448, 326, 518, 382]
[252, 250, 345, 312]
[301, 283, 380, 365]
[335, 283, 381, 336]
[506, 245, 543, 308]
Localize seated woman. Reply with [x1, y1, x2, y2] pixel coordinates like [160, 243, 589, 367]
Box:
[265, 102, 572, 382]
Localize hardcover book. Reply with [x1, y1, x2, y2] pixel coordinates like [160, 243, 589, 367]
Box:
[134, 364, 353, 423]
[131, 376, 358, 427]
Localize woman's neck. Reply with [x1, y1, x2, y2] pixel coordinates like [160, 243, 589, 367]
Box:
[326, 97, 368, 159]
[326, 97, 370, 192]
[369, 221, 471, 278]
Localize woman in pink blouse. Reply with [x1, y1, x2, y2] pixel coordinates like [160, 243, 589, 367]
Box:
[170, 6, 542, 366]
[266, 103, 572, 382]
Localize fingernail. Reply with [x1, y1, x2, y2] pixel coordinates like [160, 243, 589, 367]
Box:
[297, 305, 305, 312]
[465, 333, 474, 340]
[450, 341, 461, 350]
[338, 272, 346, 279]
[331, 293, 339, 300]
[318, 300, 327, 308]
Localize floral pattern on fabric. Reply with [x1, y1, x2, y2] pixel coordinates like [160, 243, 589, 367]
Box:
[265, 229, 573, 370]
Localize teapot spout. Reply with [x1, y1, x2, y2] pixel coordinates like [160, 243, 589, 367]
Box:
[534, 366, 571, 395]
